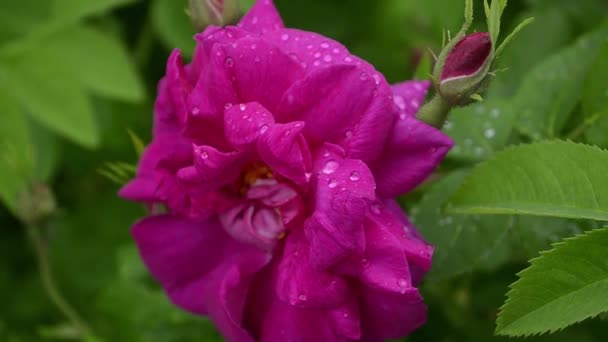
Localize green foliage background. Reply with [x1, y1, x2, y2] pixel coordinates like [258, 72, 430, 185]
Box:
[1, 0, 607, 340]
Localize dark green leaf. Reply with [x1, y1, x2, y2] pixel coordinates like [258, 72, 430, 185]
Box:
[582, 42, 608, 147]
[450, 141, 608, 220]
[497, 227, 608, 336]
[152, 0, 196, 58]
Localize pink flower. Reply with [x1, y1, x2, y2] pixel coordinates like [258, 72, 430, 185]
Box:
[441, 32, 492, 82]
[120, 1, 453, 341]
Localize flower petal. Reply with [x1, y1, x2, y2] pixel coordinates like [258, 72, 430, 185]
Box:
[304, 144, 375, 269]
[177, 145, 245, 192]
[257, 121, 312, 186]
[222, 37, 305, 114]
[132, 215, 271, 342]
[360, 286, 427, 341]
[224, 102, 275, 150]
[373, 115, 453, 197]
[392, 80, 430, 118]
[276, 232, 350, 309]
[238, 0, 284, 34]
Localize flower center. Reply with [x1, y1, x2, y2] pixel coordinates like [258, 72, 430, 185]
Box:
[241, 163, 273, 193]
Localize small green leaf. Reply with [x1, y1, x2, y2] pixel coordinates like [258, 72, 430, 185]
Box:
[582, 42, 608, 147]
[445, 99, 516, 161]
[51, 0, 137, 25]
[497, 227, 608, 336]
[0, 93, 34, 214]
[413, 52, 432, 80]
[152, 0, 196, 58]
[4, 53, 99, 148]
[43, 25, 145, 102]
[411, 171, 580, 280]
[515, 24, 608, 139]
[450, 141, 608, 220]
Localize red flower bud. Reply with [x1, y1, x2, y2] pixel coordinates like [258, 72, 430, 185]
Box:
[441, 32, 492, 81]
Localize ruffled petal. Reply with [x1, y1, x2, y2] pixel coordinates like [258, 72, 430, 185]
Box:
[392, 80, 430, 118]
[224, 102, 275, 150]
[360, 286, 427, 341]
[177, 145, 245, 192]
[222, 37, 305, 114]
[237, 0, 284, 34]
[304, 144, 375, 269]
[132, 215, 271, 342]
[276, 232, 350, 309]
[373, 115, 453, 197]
[257, 121, 312, 186]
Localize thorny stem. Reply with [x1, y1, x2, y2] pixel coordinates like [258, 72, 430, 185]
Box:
[26, 224, 92, 338]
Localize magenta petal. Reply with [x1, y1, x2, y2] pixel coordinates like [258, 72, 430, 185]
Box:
[131, 215, 271, 340]
[222, 37, 304, 114]
[165, 49, 192, 126]
[257, 121, 312, 186]
[392, 80, 431, 118]
[360, 286, 427, 341]
[373, 115, 453, 197]
[277, 65, 375, 147]
[238, 0, 284, 34]
[276, 232, 349, 309]
[304, 144, 375, 269]
[224, 102, 275, 150]
[177, 145, 244, 192]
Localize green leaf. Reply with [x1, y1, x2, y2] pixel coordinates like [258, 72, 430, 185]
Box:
[582, 42, 608, 147]
[3, 53, 99, 148]
[0, 93, 34, 214]
[152, 0, 196, 58]
[496, 227, 608, 336]
[515, 24, 608, 139]
[43, 25, 145, 102]
[51, 0, 137, 25]
[413, 52, 432, 80]
[445, 99, 516, 161]
[450, 141, 608, 220]
[411, 171, 580, 280]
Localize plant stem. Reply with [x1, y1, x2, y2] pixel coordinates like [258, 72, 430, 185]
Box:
[417, 94, 452, 129]
[26, 225, 92, 338]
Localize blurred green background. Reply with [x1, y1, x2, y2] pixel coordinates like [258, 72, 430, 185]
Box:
[1, 0, 607, 341]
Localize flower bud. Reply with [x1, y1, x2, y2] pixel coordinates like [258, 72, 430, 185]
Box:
[438, 32, 493, 106]
[188, 0, 240, 31]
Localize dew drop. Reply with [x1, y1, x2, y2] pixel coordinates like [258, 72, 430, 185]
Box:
[259, 124, 269, 134]
[313, 60, 321, 67]
[251, 44, 257, 50]
[314, 52, 321, 58]
[225, 103, 233, 109]
[239, 104, 247, 111]
[191, 107, 200, 115]
[343, 313, 350, 318]
[490, 108, 501, 118]
[344, 130, 353, 139]
[321, 160, 339, 175]
[320, 42, 330, 49]
[323, 55, 332, 62]
[484, 128, 496, 139]
[343, 56, 353, 63]
[360, 72, 368, 81]
[398, 278, 408, 287]
[224, 57, 234, 67]
[254, 56, 261, 63]
[332, 48, 340, 54]
[373, 73, 381, 85]
[200, 151, 209, 159]
[349, 171, 360, 181]
[251, 16, 259, 24]
[281, 33, 289, 41]
[328, 179, 338, 188]
[305, 172, 312, 182]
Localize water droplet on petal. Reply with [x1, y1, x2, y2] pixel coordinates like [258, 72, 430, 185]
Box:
[239, 104, 247, 111]
[201, 151, 209, 159]
[360, 72, 368, 81]
[259, 124, 269, 134]
[349, 171, 360, 181]
[344, 130, 353, 139]
[373, 74, 381, 85]
[321, 160, 339, 175]
[281, 33, 289, 41]
[314, 52, 321, 58]
[343, 313, 350, 318]
[398, 278, 408, 287]
[328, 179, 338, 188]
[305, 172, 312, 182]
[313, 60, 321, 67]
[224, 57, 234, 67]
[298, 294, 307, 301]
[343, 56, 353, 63]
[225, 103, 233, 109]
[320, 42, 329, 49]
[191, 107, 200, 115]
[323, 55, 332, 62]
